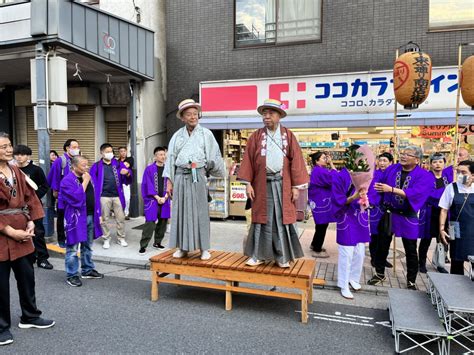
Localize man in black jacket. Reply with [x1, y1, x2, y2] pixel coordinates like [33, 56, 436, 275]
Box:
[13, 145, 53, 270]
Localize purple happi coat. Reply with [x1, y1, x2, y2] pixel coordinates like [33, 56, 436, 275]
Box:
[141, 163, 171, 222]
[367, 169, 385, 234]
[47, 153, 72, 209]
[379, 163, 434, 240]
[308, 165, 337, 224]
[419, 166, 453, 238]
[90, 158, 132, 212]
[60, 171, 103, 245]
[331, 168, 371, 246]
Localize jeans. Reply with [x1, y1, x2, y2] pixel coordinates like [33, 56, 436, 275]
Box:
[65, 215, 95, 278]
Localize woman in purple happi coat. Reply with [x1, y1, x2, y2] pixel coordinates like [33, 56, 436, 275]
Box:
[90, 143, 132, 249]
[139, 147, 171, 254]
[332, 157, 371, 300]
[308, 151, 338, 258]
[418, 154, 453, 273]
[368, 146, 434, 290]
[60, 156, 103, 286]
[368, 152, 394, 267]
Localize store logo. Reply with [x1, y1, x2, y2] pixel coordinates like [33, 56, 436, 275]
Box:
[102, 32, 116, 55]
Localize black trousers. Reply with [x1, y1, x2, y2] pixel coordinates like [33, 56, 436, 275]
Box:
[418, 237, 433, 266]
[374, 233, 419, 283]
[369, 234, 379, 260]
[311, 223, 329, 252]
[33, 219, 49, 262]
[139, 218, 168, 249]
[449, 239, 473, 275]
[56, 208, 65, 244]
[0, 253, 42, 332]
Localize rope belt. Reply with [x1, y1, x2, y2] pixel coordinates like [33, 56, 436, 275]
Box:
[0, 206, 30, 219]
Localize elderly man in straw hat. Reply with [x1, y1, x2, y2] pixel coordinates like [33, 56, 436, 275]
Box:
[238, 99, 308, 268]
[164, 99, 225, 260]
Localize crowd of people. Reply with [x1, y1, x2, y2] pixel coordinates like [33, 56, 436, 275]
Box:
[1, 97, 473, 346]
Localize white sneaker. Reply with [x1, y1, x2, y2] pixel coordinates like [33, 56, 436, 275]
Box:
[341, 288, 354, 299]
[103, 240, 110, 249]
[200, 250, 211, 260]
[172, 249, 188, 258]
[246, 258, 264, 266]
[349, 280, 362, 291]
[277, 261, 290, 268]
[116, 239, 128, 247]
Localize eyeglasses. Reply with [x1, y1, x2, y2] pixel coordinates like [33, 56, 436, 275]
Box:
[0, 144, 12, 150]
[400, 152, 418, 158]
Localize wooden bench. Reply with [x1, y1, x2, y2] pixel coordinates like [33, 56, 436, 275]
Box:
[149, 249, 322, 323]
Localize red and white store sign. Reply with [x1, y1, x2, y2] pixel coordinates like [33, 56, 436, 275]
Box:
[200, 66, 468, 117]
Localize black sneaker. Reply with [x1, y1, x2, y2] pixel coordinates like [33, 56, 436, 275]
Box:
[37, 260, 54, 270]
[139, 247, 146, 255]
[0, 329, 13, 346]
[81, 270, 104, 279]
[367, 273, 386, 286]
[18, 318, 55, 329]
[66, 276, 82, 287]
[153, 243, 165, 250]
[419, 263, 427, 273]
[385, 261, 393, 268]
[407, 281, 417, 290]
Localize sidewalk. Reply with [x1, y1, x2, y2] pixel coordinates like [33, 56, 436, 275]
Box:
[46, 217, 448, 294]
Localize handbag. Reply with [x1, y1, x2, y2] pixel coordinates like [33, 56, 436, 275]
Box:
[448, 186, 470, 240]
[431, 242, 446, 268]
[377, 208, 392, 237]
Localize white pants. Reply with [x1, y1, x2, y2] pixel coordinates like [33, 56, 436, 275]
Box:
[123, 184, 131, 216]
[337, 243, 366, 290]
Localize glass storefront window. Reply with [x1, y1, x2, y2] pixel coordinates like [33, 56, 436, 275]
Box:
[235, 0, 322, 47]
[429, 0, 474, 31]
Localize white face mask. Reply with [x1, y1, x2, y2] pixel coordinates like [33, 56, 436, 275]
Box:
[103, 152, 114, 161]
[457, 174, 468, 186]
[69, 149, 80, 156]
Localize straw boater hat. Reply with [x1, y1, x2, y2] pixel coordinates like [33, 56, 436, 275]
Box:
[257, 98, 287, 118]
[176, 99, 202, 118]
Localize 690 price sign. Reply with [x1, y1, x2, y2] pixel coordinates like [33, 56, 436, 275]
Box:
[230, 182, 247, 202]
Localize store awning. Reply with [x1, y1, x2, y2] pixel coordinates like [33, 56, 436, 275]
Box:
[0, 0, 154, 84]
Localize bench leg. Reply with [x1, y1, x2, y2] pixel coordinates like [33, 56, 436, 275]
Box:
[301, 291, 308, 323]
[151, 271, 159, 301]
[308, 282, 313, 304]
[225, 281, 233, 311]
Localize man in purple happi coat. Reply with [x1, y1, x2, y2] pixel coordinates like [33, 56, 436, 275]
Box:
[47, 139, 81, 248]
[332, 147, 371, 299]
[308, 151, 338, 258]
[368, 146, 434, 290]
[418, 154, 453, 273]
[139, 147, 171, 254]
[368, 152, 393, 267]
[90, 143, 132, 249]
[60, 156, 103, 287]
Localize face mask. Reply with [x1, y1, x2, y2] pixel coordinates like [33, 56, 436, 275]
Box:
[457, 175, 468, 185]
[103, 152, 114, 161]
[69, 149, 80, 156]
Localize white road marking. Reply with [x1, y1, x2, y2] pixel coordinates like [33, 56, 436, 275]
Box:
[313, 316, 375, 327]
[345, 314, 374, 320]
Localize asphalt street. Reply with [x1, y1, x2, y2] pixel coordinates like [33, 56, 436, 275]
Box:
[3, 262, 459, 354]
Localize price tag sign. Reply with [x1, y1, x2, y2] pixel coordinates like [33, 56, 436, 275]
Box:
[230, 182, 247, 202]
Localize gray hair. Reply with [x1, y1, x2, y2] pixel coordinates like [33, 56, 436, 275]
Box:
[404, 145, 423, 160]
[0, 132, 10, 139]
[71, 155, 88, 167]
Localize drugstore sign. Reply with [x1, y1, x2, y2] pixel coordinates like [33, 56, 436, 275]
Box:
[200, 66, 468, 117]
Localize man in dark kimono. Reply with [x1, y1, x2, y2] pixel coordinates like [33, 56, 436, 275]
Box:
[13, 145, 53, 270]
[368, 146, 434, 289]
[47, 138, 81, 248]
[60, 156, 103, 287]
[0, 133, 54, 346]
[139, 146, 171, 254]
[238, 99, 308, 268]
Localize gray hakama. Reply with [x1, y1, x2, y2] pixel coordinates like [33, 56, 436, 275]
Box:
[244, 174, 304, 264]
[168, 167, 210, 252]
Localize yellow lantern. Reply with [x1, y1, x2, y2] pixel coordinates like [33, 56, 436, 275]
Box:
[393, 51, 432, 109]
[461, 55, 474, 109]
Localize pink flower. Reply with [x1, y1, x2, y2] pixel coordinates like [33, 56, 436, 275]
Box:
[280, 103, 287, 110]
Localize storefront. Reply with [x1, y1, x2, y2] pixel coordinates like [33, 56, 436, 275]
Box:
[200, 67, 474, 218]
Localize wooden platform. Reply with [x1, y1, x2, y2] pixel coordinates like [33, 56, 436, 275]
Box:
[149, 250, 321, 323]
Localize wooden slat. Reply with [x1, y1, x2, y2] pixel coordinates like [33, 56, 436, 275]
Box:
[212, 252, 236, 268]
[217, 253, 244, 270]
[286, 259, 304, 276]
[206, 251, 231, 268]
[188, 250, 225, 267]
[262, 261, 276, 274]
[180, 251, 202, 265]
[230, 256, 248, 270]
[297, 259, 317, 279]
[149, 249, 175, 262]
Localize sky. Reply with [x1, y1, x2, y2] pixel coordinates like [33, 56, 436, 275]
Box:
[236, 0, 267, 38]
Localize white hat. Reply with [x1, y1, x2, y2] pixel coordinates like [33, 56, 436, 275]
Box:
[176, 99, 202, 118]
